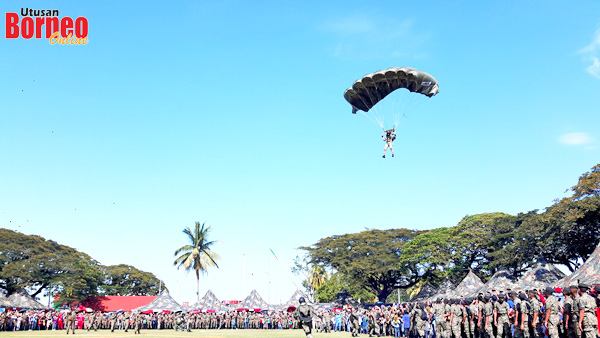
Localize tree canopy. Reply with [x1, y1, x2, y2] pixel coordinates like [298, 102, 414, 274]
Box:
[0, 229, 162, 304]
[299, 164, 600, 302]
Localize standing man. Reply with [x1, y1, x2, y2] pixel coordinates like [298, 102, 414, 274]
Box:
[494, 294, 511, 338]
[577, 284, 598, 338]
[294, 297, 315, 338]
[65, 307, 76, 335]
[483, 295, 495, 338]
[543, 287, 561, 338]
[528, 290, 542, 338]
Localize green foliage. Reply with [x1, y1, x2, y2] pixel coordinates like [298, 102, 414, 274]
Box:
[300, 228, 424, 302]
[173, 221, 220, 301]
[99, 264, 161, 296]
[0, 229, 162, 305]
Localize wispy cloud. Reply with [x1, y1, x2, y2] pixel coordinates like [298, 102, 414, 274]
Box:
[580, 29, 600, 78]
[320, 14, 429, 60]
[558, 132, 594, 146]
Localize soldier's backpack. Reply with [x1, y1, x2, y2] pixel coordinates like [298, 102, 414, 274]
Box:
[420, 309, 428, 321]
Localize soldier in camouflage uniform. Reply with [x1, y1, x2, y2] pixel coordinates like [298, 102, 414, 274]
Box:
[450, 299, 462, 338]
[577, 284, 598, 338]
[543, 287, 561, 338]
[434, 299, 446, 338]
[483, 295, 495, 338]
[527, 291, 542, 338]
[65, 308, 76, 334]
[564, 287, 581, 338]
[478, 295, 487, 338]
[350, 307, 360, 337]
[469, 298, 479, 338]
[515, 293, 531, 338]
[293, 297, 315, 338]
[494, 294, 511, 338]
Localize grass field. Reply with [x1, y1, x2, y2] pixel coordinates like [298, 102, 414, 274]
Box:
[0, 329, 355, 338]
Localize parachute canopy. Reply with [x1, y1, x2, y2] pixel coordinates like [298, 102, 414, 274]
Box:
[344, 67, 439, 115]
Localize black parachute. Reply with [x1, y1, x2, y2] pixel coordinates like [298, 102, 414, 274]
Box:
[344, 67, 439, 115]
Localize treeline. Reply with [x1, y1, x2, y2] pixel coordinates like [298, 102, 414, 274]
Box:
[300, 164, 600, 303]
[0, 229, 162, 304]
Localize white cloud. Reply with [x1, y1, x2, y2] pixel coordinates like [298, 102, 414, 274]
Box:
[580, 29, 600, 53]
[580, 29, 600, 78]
[558, 132, 594, 145]
[585, 56, 600, 78]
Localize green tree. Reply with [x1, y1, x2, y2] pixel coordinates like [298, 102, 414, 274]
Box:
[99, 264, 161, 296]
[173, 221, 220, 302]
[300, 228, 424, 302]
[0, 229, 103, 303]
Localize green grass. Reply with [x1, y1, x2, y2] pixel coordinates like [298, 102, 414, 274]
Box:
[0, 329, 354, 338]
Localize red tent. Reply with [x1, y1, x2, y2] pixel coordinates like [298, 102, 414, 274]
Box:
[81, 295, 158, 312]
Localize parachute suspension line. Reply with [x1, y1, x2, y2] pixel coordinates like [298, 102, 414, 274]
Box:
[354, 88, 384, 129]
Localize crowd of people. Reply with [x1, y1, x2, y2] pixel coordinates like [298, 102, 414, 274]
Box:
[1, 284, 599, 338]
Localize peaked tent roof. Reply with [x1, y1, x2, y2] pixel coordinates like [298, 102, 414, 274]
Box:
[135, 289, 182, 312]
[472, 268, 517, 296]
[556, 242, 600, 287]
[190, 289, 223, 311]
[515, 258, 565, 290]
[7, 289, 49, 310]
[240, 289, 270, 310]
[281, 289, 311, 309]
[427, 278, 457, 301]
[82, 295, 158, 312]
[411, 283, 438, 302]
[332, 288, 358, 307]
[450, 271, 485, 297]
[0, 291, 16, 308]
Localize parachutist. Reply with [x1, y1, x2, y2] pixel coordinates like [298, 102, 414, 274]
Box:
[382, 129, 396, 158]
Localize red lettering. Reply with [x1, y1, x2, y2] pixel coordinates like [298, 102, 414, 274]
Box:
[60, 17, 73, 37]
[21, 17, 34, 39]
[5, 13, 19, 38]
[35, 17, 45, 38]
[46, 17, 59, 38]
[74, 17, 88, 38]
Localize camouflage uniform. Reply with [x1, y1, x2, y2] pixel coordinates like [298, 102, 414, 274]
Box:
[469, 301, 479, 338]
[545, 295, 561, 338]
[494, 300, 510, 338]
[529, 297, 542, 338]
[65, 310, 76, 334]
[484, 300, 495, 338]
[294, 302, 315, 338]
[514, 297, 531, 338]
[577, 293, 598, 338]
[451, 303, 462, 338]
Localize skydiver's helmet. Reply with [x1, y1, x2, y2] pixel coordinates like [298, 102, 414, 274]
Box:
[299, 297, 306, 304]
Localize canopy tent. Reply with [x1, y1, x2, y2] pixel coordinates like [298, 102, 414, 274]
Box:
[190, 289, 223, 311]
[239, 289, 270, 310]
[426, 278, 457, 301]
[450, 270, 485, 297]
[7, 289, 49, 310]
[135, 289, 182, 313]
[556, 242, 600, 287]
[472, 268, 517, 296]
[279, 289, 311, 310]
[0, 291, 16, 308]
[515, 258, 565, 290]
[82, 295, 157, 312]
[331, 288, 359, 307]
[410, 283, 438, 302]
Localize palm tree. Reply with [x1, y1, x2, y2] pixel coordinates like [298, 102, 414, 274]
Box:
[307, 264, 328, 302]
[173, 221, 220, 302]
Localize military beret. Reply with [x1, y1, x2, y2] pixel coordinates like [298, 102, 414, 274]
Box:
[509, 291, 517, 296]
[544, 287, 554, 294]
[569, 285, 579, 290]
[518, 293, 527, 300]
[579, 283, 590, 290]
[484, 295, 491, 301]
[563, 288, 571, 295]
[527, 289, 536, 295]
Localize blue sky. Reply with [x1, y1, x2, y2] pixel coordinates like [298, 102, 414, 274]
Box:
[1, 0, 599, 306]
